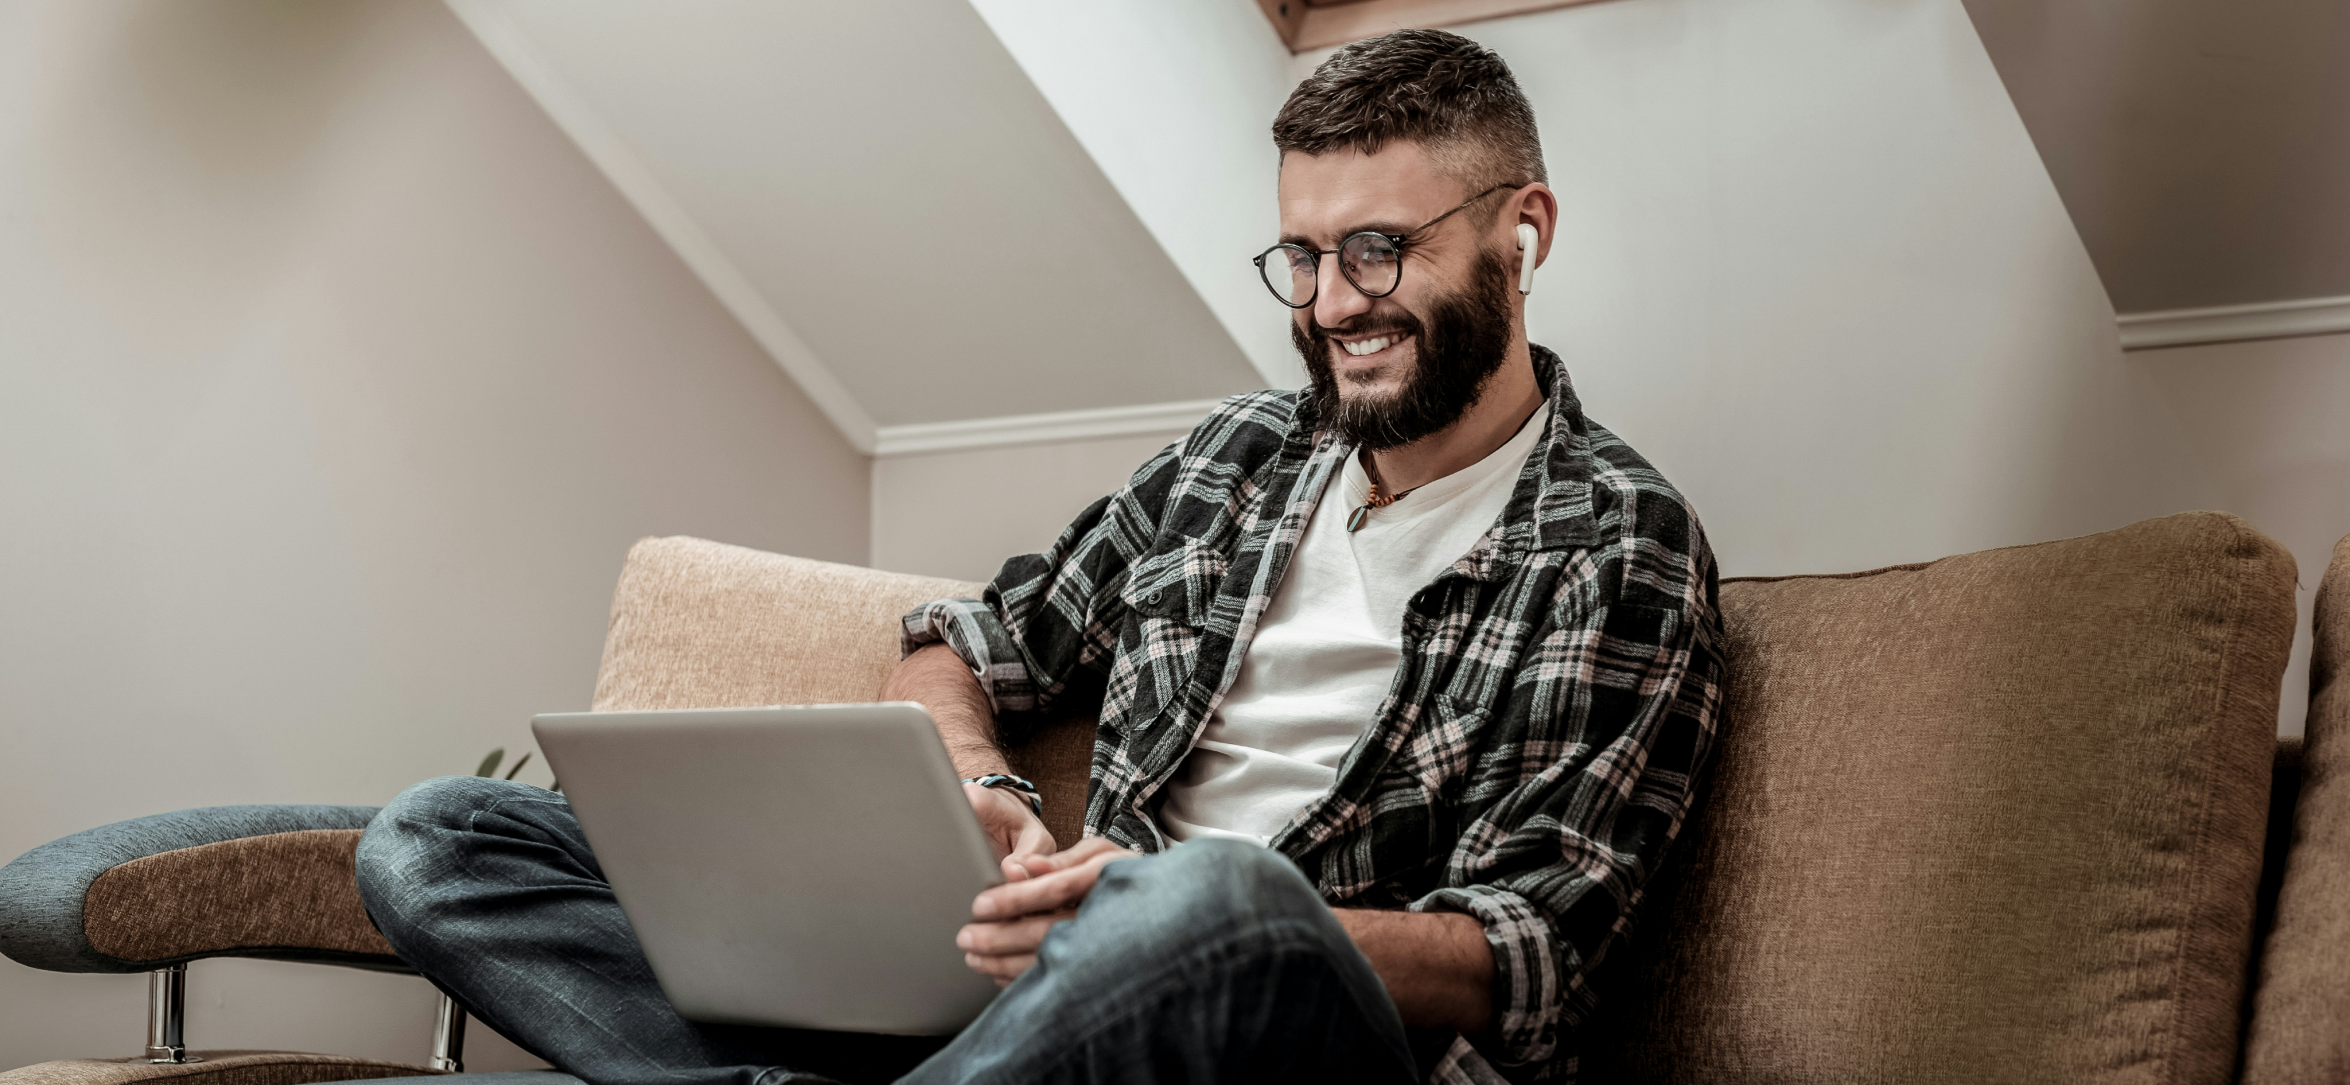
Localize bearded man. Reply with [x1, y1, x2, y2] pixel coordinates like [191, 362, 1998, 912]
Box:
[358, 27, 1722, 1085]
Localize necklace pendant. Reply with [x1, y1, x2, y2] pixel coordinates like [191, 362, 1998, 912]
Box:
[1346, 504, 1370, 532]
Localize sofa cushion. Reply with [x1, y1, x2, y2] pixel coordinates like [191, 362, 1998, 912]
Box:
[2240, 532, 2350, 1083]
[593, 536, 982, 713]
[1592, 512, 2296, 1084]
[591, 537, 1094, 846]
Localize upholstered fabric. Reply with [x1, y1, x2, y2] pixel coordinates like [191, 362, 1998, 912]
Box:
[0, 806, 394, 974]
[1591, 512, 2296, 1084]
[83, 831, 393, 963]
[0, 1052, 434, 1085]
[593, 536, 1095, 839]
[2248, 736, 2303, 989]
[1008, 716, 1095, 849]
[594, 537, 981, 712]
[2240, 533, 2350, 1083]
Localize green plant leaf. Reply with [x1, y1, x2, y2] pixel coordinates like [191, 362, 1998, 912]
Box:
[502, 751, 533, 780]
[475, 748, 504, 778]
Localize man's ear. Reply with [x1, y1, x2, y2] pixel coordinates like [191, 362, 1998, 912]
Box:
[1511, 183, 1560, 289]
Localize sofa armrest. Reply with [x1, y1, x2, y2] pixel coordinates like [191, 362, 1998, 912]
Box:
[0, 1051, 444, 1085]
[0, 806, 403, 974]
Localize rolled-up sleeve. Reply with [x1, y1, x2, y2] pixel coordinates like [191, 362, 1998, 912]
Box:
[899, 438, 1183, 745]
[900, 597, 1038, 716]
[1411, 507, 1726, 1070]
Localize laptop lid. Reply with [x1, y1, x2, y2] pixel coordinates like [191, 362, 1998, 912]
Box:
[533, 703, 1003, 1035]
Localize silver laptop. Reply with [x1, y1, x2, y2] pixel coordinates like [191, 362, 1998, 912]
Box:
[532, 703, 1005, 1035]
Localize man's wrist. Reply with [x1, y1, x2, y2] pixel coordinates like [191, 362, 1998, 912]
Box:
[962, 773, 1044, 817]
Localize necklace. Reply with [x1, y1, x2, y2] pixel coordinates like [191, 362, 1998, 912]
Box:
[1346, 457, 1418, 532]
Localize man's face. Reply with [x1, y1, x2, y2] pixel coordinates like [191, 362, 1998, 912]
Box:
[1277, 141, 1518, 450]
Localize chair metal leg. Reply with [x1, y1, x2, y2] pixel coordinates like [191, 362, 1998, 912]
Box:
[430, 993, 466, 1073]
[144, 964, 202, 1064]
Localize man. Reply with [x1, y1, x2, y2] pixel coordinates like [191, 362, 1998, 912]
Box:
[357, 28, 1722, 1085]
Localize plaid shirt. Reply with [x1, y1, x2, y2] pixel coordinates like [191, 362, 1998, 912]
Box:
[904, 346, 1723, 1083]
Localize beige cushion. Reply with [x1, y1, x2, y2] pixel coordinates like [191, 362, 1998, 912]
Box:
[2241, 532, 2350, 1083]
[1594, 512, 2296, 1084]
[593, 536, 982, 712]
[591, 536, 1095, 846]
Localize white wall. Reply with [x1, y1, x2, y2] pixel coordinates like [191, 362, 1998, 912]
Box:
[895, 0, 2220, 578]
[0, 0, 867, 1068]
[883, 0, 2350, 730]
[969, 0, 1303, 390]
[2137, 331, 2350, 736]
[871, 433, 1181, 583]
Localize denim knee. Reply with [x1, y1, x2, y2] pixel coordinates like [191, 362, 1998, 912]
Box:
[355, 775, 548, 934]
[1079, 839, 1344, 965]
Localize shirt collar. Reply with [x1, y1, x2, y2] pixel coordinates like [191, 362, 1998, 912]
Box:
[1289, 344, 1600, 570]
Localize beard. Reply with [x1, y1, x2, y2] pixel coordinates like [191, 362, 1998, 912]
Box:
[1293, 245, 1517, 451]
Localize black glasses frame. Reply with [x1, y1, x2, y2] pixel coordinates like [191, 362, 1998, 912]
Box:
[1251, 183, 1525, 309]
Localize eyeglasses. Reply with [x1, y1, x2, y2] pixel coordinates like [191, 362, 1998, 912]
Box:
[1252, 183, 1524, 309]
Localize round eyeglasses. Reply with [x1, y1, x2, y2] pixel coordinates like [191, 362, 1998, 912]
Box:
[1251, 183, 1523, 309]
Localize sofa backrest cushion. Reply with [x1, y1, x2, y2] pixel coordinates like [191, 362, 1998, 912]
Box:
[1592, 512, 2297, 1085]
[591, 537, 1095, 846]
[594, 536, 981, 712]
[2240, 532, 2350, 1083]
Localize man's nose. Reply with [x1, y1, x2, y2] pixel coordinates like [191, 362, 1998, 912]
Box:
[1311, 253, 1373, 331]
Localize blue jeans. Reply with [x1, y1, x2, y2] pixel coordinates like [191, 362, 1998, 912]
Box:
[355, 777, 1424, 1085]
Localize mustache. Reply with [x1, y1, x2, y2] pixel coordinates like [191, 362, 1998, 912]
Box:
[1304, 310, 1423, 346]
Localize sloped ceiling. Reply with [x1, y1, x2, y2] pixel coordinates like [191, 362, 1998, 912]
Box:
[449, 0, 1269, 453]
[1963, 0, 2350, 315]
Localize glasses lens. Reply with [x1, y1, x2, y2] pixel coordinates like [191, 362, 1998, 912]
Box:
[1340, 233, 1400, 296]
[1262, 245, 1317, 308]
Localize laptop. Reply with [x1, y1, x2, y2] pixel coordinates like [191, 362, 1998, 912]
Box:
[532, 703, 1005, 1035]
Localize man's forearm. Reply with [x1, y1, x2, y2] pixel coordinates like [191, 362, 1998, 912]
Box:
[880, 643, 1008, 778]
[1333, 908, 1494, 1034]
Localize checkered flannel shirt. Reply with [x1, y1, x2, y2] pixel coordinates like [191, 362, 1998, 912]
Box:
[903, 346, 1724, 1084]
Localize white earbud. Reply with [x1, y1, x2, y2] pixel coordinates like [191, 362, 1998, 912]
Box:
[1516, 223, 1538, 295]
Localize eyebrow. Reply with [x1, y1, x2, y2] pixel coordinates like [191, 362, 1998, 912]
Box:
[1278, 220, 1422, 248]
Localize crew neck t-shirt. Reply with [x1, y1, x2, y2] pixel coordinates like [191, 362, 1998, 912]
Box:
[1157, 406, 1548, 845]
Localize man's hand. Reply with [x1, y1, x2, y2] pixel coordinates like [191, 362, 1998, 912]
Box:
[965, 781, 1055, 862]
[956, 837, 1140, 986]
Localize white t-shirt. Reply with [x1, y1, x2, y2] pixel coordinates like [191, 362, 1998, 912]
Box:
[1157, 407, 1548, 845]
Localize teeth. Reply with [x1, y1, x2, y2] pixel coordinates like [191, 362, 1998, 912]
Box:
[1342, 336, 1392, 357]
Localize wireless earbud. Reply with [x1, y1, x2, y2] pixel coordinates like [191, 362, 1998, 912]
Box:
[1516, 223, 1539, 295]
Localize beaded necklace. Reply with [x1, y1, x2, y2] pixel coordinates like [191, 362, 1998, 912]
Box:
[1345, 455, 1419, 532]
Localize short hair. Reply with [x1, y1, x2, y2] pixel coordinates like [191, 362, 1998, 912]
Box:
[1272, 29, 1546, 193]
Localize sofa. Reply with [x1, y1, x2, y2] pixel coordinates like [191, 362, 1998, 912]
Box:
[1, 511, 2343, 1084]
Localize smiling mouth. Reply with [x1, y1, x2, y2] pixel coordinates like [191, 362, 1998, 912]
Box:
[1337, 333, 1407, 358]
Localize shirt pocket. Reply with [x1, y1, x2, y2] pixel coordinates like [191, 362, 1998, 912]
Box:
[1120, 537, 1227, 630]
[1104, 538, 1229, 740]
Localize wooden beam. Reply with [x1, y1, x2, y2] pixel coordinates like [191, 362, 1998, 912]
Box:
[1282, 0, 1609, 53]
[1256, 0, 1310, 50]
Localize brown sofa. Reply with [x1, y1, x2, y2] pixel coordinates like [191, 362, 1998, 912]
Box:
[2, 511, 2343, 1084]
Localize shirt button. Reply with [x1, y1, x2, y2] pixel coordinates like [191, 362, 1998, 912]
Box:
[1146, 589, 1165, 605]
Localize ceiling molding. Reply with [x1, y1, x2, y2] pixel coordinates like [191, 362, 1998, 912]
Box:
[872, 399, 1225, 458]
[2117, 294, 2350, 351]
[444, 0, 880, 453]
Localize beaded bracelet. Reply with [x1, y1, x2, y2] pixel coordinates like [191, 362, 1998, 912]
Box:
[961, 772, 1044, 817]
